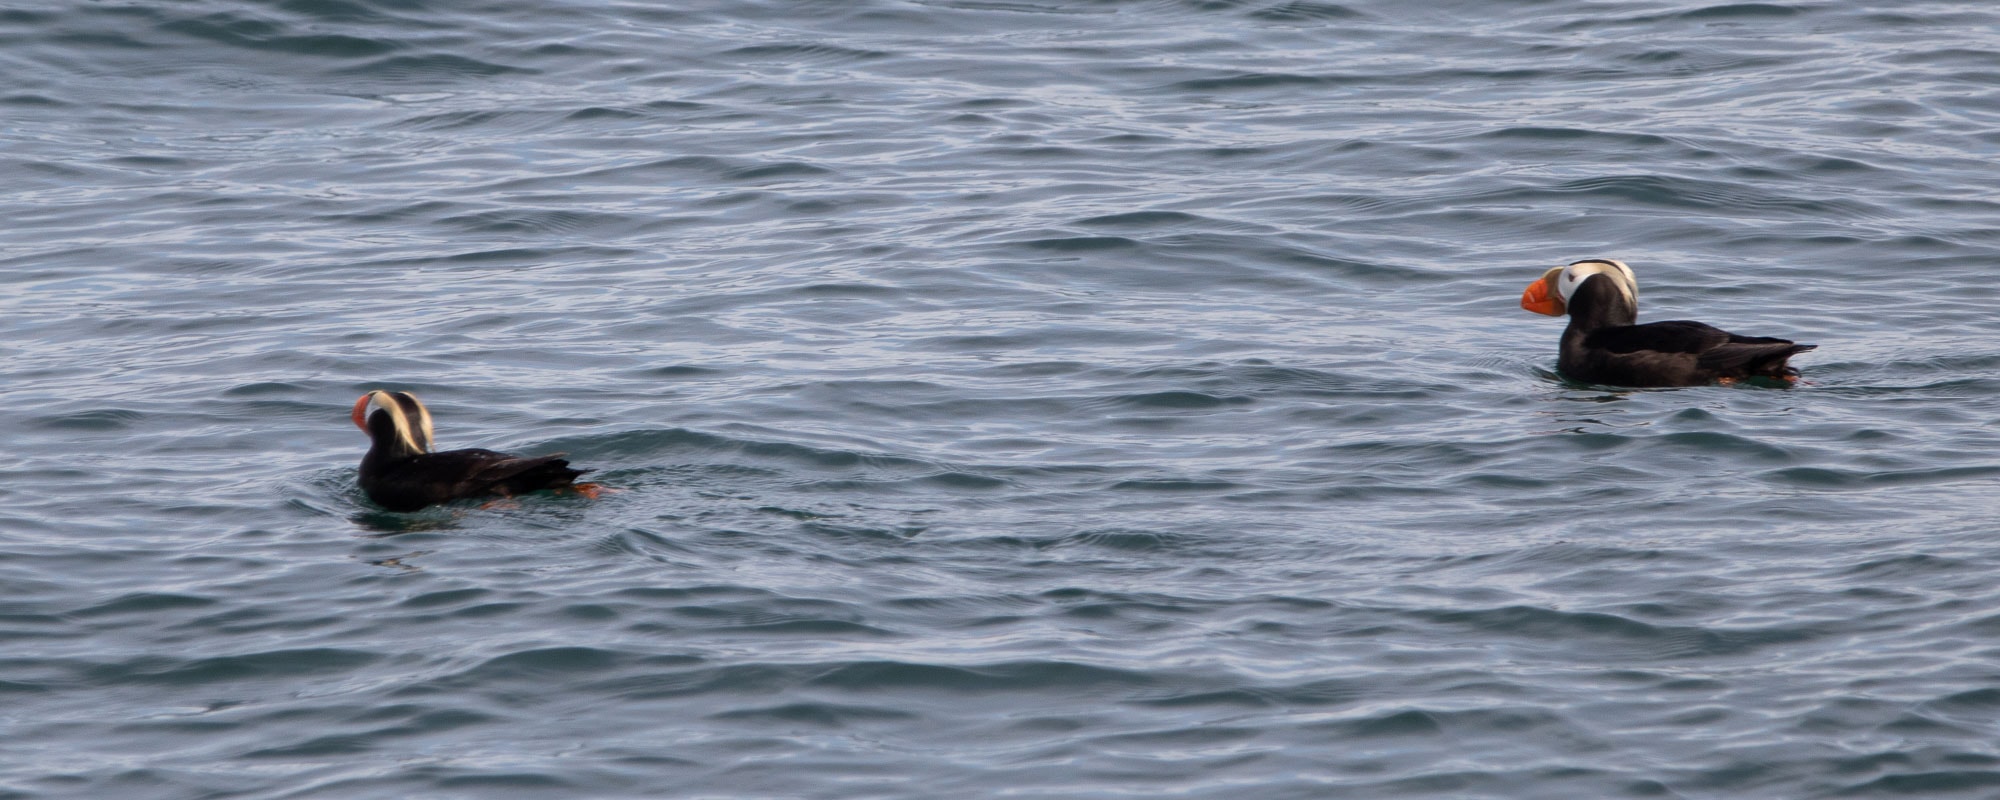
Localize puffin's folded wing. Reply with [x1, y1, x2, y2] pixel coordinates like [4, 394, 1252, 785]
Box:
[1583, 320, 1730, 355]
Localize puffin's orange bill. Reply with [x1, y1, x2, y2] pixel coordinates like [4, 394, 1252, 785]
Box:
[1520, 277, 1566, 316]
[351, 395, 372, 431]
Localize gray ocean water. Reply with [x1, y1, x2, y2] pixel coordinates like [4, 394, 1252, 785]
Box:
[6, 1, 2000, 797]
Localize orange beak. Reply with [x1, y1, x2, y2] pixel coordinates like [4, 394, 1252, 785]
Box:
[1520, 273, 1566, 316]
[351, 394, 372, 432]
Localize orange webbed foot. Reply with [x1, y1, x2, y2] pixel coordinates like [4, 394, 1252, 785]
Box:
[567, 482, 613, 500]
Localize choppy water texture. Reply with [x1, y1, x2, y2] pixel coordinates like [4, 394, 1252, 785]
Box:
[6, 0, 2000, 797]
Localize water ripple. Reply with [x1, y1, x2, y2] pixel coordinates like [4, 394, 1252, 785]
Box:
[5, 0, 2000, 797]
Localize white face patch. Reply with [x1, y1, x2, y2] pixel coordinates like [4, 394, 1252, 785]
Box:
[1557, 258, 1638, 308]
[364, 391, 431, 454]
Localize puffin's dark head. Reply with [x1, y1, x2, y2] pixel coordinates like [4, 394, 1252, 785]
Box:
[351, 390, 435, 456]
[1520, 258, 1637, 317]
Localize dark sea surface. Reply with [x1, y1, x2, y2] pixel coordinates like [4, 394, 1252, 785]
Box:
[6, 1, 2000, 797]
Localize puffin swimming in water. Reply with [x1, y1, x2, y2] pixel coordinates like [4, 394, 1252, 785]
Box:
[1519, 258, 1815, 387]
[352, 390, 598, 511]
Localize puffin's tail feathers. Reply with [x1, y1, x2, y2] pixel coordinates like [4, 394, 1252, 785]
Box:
[1698, 341, 1815, 379]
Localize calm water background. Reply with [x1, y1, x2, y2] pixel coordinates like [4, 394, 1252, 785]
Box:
[5, 1, 2000, 797]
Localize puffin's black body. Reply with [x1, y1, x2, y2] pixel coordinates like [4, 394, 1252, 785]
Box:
[1522, 259, 1814, 388]
[353, 390, 590, 512]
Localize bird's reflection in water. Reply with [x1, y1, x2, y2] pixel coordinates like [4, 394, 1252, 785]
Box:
[363, 551, 429, 572]
[350, 509, 460, 537]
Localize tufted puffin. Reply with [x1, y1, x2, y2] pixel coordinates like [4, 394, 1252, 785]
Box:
[352, 390, 598, 512]
[1519, 258, 1814, 388]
